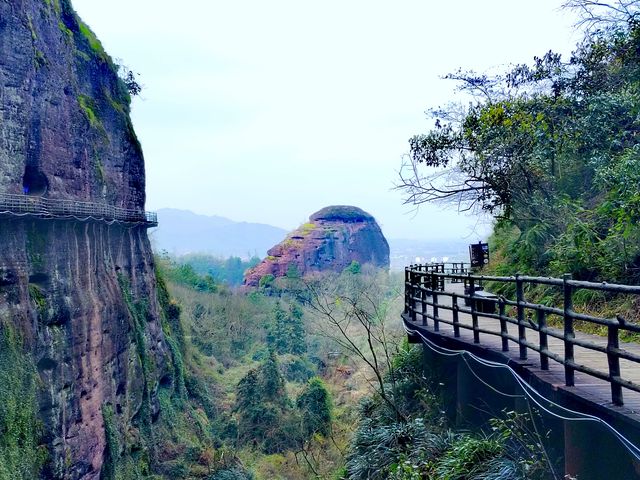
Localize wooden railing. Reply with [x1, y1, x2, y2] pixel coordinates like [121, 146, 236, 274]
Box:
[404, 265, 640, 406]
[0, 193, 157, 227]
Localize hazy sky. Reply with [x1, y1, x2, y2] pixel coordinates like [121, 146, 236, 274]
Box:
[72, 0, 579, 240]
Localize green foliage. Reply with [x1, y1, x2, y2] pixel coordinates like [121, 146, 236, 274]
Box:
[162, 263, 402, 476]
[431, 435, 505, 479]
[386, 344, 442, 421]
[300, 222, 316, 234]
[312, 206, 373, 222]
[118, 274, 151, 382]
[347, 403, 544, 480]
[345, 343, 553, 480]
[234, 352, 296, 453]
[257, 351, 287, 401]
[0, 325, 46, 480]
[43, 0, 62, 15]
[58, 20, 73, 41]
[344, 260, 362, 275]
[389, 456, 422, 480]
[266, 302, 306, 355]
[403, 10, 640, 283]
[285, 263, 301, 279]
[346, 416, 443, 479]
[296, 377, 333, 438]
[171, 280, 269, 365]
[77, 94, 101, 129]
[28, 283, 47, 319]
[118, 68, 142, 97]
[101, 404, 119, 480]
[282, 356, 316, 383]
[165, 262, 217, 292]
[258, 274, 275, 290]
[175, 253, 260, 286]
[211, 468, 255, 480]
[116, 274, 157, 474]
[77, 19, 107, 59]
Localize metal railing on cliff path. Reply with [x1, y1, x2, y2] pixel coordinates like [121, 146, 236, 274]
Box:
[404, 263, 640, 406]
[0, 192, 158, 227]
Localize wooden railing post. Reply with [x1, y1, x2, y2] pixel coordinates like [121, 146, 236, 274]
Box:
[499, 297, 508, 352]
[538, 309, 549, 370]
[431, 273, 439, 332]
[404, 267, 410, 314]
[516, 274, 527, 360]
[452, 293, 460, 337]
[469, 277, 479, 343]
[563, 273, 575, 387]
[421, 273, 428, 326]
[410, 269, 417, 323]
[608, 321, 623, 406]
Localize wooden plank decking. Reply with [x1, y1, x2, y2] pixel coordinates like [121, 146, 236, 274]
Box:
[404, 282, 640, 423]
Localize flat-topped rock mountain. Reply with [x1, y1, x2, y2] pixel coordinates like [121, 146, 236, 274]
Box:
[243, 205, 390, 286]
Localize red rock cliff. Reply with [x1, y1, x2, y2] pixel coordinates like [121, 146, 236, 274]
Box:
[0, 1, 173, 478]
[244, 205, 390, 286]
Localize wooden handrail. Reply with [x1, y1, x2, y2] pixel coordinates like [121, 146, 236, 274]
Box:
[404, 265, 640, 406]
[0, 193, 157, 227]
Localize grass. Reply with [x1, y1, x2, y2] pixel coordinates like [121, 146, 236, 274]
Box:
[28, 284, 47, 320]
[77, 95, 101, 129]
[101, 404, 119, 480]
[77, 20, 107, 58]
[43, 0, 62, 15]
[300, 222, 316, 235]
[0, 324, 47, 480]
[58, 20, 73, 42]
[26, 14, 37, 41]
[94, 158, 105, 184]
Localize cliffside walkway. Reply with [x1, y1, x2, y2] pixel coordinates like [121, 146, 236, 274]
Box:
[0, 192, 157, 227]
[403, 264, 640, 416]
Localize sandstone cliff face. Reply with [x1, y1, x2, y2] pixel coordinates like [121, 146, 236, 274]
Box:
[0, 2, 172, 478]
[0, 0, 144, 209]
[244, 206, 390, 286]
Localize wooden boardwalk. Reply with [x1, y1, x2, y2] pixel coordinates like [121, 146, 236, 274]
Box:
[0, 192, 158, 227]
[405, 282, 640, 423]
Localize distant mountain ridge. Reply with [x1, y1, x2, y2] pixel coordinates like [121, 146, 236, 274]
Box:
[150, 208, 288, 258]
[151, 209, 481, 266]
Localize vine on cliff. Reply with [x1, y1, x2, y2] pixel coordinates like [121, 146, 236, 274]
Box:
[0, 324, 47, 480]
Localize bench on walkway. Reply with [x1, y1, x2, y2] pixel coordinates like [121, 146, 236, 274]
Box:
[464, 287, 498, 314]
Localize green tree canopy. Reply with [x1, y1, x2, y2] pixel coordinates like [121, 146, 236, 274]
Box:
[399, 1, 640, 281]
[296, 377, 333, 438]
[233, 352, 294, 452]
[266, 302, 306, 355]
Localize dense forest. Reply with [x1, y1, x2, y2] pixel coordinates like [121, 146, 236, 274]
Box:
[151, 259, 555, 479]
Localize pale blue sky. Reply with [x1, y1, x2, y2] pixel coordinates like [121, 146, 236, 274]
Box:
[72, 0, 579, 240]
